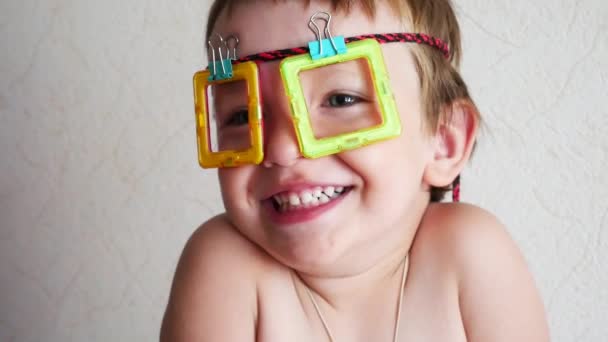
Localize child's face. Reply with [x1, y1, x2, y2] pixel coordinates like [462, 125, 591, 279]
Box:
[212, 1, 436, 274]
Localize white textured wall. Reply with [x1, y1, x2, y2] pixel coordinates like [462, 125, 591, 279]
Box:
[0, 0, 606, 341]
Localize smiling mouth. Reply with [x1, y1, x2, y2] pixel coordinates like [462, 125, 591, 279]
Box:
[270, 186, 353, 213]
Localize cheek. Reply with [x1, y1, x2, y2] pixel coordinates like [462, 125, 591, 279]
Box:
[341, 134, 427, 190]
[218, 167, 253, 210]
[337, 107, 430, 207]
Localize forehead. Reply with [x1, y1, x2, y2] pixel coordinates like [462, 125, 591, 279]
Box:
[211, 1, 409, 57]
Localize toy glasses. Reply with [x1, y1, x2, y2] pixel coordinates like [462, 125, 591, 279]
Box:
[193, 12, 449, 169]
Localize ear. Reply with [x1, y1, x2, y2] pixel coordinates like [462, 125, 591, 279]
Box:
[423, 100, 479, 188]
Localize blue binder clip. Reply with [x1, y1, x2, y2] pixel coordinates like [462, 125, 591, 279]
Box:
[208, 59, 233, 81]
[308, 36, 347, 60]
[307, 12, 348, 60]
[207, 34, 239, 81]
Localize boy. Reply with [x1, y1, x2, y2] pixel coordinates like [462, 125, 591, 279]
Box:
[161, 0, 549, 341]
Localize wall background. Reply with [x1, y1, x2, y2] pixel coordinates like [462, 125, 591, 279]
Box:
[1, 0, 606, 341]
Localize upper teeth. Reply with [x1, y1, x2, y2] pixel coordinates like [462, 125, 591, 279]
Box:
[274, 186, 344, 207]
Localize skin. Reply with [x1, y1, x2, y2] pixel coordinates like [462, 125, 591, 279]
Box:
[161, 1, 550, 341]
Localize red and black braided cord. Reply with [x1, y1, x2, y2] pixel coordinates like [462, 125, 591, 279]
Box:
[234, 32, 449, 64]
[345, 33, 449, 58]
[452, 175, 460, 202]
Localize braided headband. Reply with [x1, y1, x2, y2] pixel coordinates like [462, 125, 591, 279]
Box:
[233, 32, 450, 64]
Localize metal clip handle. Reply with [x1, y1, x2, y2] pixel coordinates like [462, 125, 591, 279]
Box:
[308, 12, 347, 60]
[207, 33, 239, 81]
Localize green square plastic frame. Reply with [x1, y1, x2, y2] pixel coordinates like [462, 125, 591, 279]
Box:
[193, 61, 264, 168]
[280, 39, 401, 159]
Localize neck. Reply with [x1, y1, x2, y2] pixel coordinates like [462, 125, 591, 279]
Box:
[311, 253, 407, 307]
[296, 226, 413, 314]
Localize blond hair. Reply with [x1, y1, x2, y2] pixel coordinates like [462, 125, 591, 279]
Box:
[205, 0, 479, 202]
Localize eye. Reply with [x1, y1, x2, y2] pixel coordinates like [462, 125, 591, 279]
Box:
[223, 109, 249, 127]
[326, 93, 361, 107]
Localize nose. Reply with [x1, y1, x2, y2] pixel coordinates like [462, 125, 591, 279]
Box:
[259, 64, 302, 168]
[262, 103, 303, 168]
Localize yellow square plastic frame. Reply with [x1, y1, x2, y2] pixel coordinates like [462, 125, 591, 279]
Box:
[193, 61, 263, 168]
[280, 39, 401, 159]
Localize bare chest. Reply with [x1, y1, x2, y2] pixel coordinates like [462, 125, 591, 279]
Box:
[255, 271, 467, 342]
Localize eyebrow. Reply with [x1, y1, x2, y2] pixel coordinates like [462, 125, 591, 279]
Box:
[209, 82, 248, 107]
[300, 61, 371, 84]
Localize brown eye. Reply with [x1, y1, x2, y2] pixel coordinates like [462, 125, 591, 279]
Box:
[224, 109, 249, 127]
[327, 94, 359, 107]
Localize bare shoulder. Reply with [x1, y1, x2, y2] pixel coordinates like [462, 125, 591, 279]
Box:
[415, 203, 550, 341]
[416, 202, 520, 261]
[160, 214, 276, 342]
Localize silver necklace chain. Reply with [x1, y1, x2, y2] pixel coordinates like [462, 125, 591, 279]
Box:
[304, 255, 409, 342]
